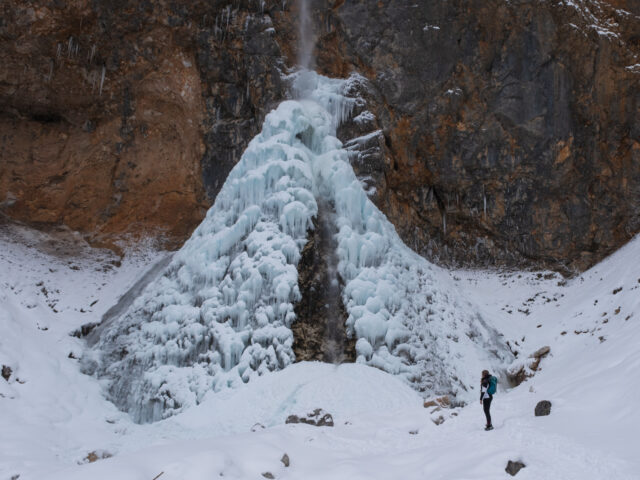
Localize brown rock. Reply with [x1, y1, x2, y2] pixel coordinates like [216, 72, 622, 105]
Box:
[2, 0, 638, 273]
[319, 0, 640, 272]
[423, 395, 451, 409]
[83, 450, 112, 464]
[0, 0, 293, 250]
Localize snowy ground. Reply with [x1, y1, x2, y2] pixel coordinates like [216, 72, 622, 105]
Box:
[1, 221, 638, 479]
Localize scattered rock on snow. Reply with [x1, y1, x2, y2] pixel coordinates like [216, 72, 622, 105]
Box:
[281, 453, 290, 467]
[505, 460, 526, 476]
[507, 346, 550, 386]
[71, 322, 99, 338]
[286, 408, 334, 427]
[423, 395, 450, 410]
[262, 472, 275, 479]
[535, 400, 552, 416]
[432, 415, 445, 425]
[531, 346, 550, 359]
[81, 450, 113, 464]
[251, 423, 266, 432]
[2, 365, 12, 381]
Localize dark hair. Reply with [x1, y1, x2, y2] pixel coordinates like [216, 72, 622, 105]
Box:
[482, 370, 489, 376]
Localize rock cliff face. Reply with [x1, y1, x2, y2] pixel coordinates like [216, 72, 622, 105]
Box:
[0, 0, 291, 248]
[320, 0, 640, 271]
[2, 0, 639, 271]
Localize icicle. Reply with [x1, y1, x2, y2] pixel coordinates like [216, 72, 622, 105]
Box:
[46, 59, 54, 83]
[483, 186, 487, 219]
[99, 66, 105, 96]
[56, 43, 62, 59]
[89, 44, 96, 64]
[67, 36, 73, 58]
[443, 212, 447, 234]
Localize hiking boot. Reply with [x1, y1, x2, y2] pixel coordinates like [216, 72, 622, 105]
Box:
[484, 425, 494, 431]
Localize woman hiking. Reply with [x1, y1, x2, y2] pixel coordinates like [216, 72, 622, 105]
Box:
[480, 369, 497, 431]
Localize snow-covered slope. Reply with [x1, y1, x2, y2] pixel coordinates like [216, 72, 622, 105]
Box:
[1, 230, 639, 479]
[84, 71, 509, 423]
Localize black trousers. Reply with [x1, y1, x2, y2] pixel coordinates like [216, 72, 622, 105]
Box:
[483, 396, 493, 426]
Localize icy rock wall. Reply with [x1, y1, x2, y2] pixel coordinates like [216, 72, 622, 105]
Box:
[87, 71, 509, 423]
[302, 75, 511, 398]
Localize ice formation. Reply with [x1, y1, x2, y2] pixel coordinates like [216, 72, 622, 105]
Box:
[86, 71, 510, 423]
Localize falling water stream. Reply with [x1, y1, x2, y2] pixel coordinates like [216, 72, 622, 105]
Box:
[297, 0, 314, 71]
[296, 0, 349, 364]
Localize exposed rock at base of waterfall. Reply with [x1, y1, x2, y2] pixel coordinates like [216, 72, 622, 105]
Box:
[286, 408, 334, 427]
[292, 204, 356, 364]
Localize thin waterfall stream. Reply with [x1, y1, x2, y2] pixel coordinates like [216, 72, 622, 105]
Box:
[292, 0, 352, 364]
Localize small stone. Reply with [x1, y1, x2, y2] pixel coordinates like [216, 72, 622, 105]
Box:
[432, 415, 445, 425]
[535, 400, 552, 416]
[83, 451, 112, 464]
[280, 453, 290, 467]
[285, 415, 301, 425]
[505, 460, 526, 476]
[261, 472, 274, 479]
[2, 365, 12, 381]
[250, 423, 265, 432]
[86, 452, 99, 463]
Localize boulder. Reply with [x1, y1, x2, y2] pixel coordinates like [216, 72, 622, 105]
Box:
[505, 460, 526, 476]
[1, 365, 11, 381]
[535, 400, 552, 417]
[280, 454, 290, 467]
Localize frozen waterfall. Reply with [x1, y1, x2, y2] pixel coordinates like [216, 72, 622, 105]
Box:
[84, 71, 510, 423]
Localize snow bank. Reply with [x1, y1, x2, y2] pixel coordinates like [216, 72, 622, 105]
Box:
[2, 224, 640, 480]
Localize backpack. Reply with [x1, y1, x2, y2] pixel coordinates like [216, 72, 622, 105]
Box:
[487, 376, 497, 395]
